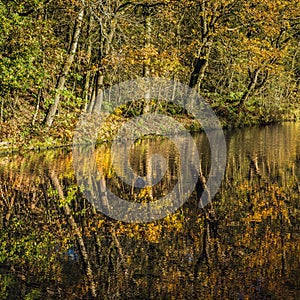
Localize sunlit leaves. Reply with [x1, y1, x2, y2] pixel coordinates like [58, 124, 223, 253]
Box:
[0, 1, 63, 95]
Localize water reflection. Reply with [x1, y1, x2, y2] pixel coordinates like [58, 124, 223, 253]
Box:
[0, 123, 299, 299]
[73, 133, 201, 222]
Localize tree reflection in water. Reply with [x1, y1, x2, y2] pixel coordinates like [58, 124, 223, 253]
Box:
[0, 123, 300, 299]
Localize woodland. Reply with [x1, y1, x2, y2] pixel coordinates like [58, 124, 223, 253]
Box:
[0, 0, 299, 149]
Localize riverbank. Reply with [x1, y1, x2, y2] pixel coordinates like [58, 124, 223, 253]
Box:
[0, 101, 299, 154]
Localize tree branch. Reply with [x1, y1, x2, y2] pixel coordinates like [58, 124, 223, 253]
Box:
[18, 0, 52, 16]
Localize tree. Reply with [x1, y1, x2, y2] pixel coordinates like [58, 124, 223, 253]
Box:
[45, 4, 85, 127]
[187, 0, 239, 91]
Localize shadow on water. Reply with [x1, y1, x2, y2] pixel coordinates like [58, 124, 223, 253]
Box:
[0, 122, 300, 299]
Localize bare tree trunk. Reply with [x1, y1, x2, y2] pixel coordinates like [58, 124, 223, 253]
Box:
[143, 6, 151, 113]
[93, 71, 104, 113]
[143, 8, 151, 79]
[82, 13, 93, 110]
[45, 7, 84, 127]
[87, 71, 104, 113]
[240, 68, 260, 105]
[189, 0, 217, 92]
[189, 37, 213, 92]
[87, 14, 116, 113]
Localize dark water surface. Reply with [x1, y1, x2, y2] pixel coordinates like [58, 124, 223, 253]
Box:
[0, 122, 300, 299]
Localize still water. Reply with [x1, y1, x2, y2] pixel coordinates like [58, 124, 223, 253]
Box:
[0, 122, 300, 299]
